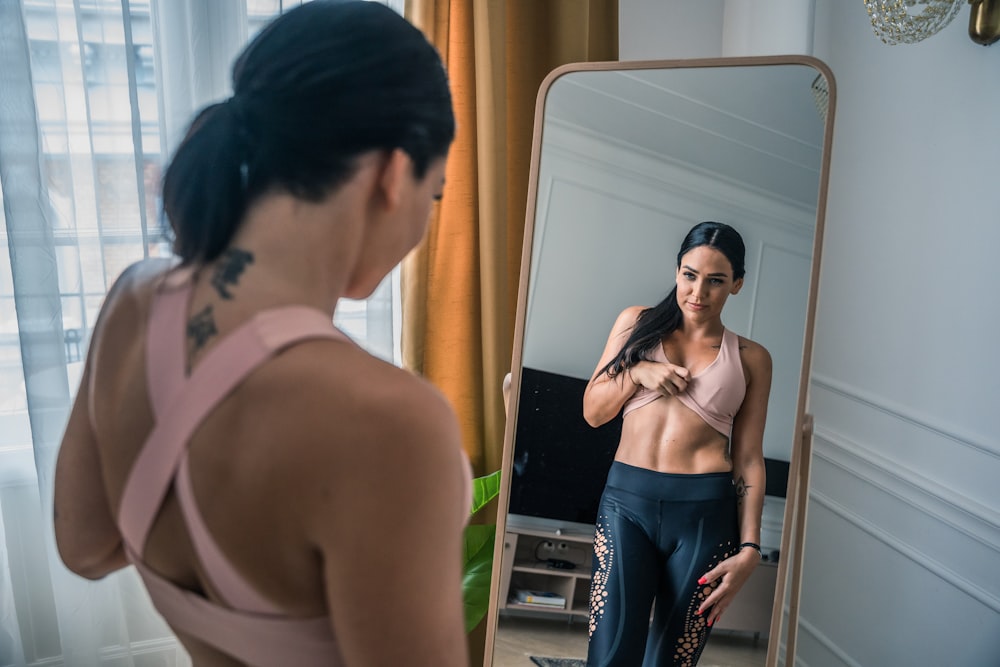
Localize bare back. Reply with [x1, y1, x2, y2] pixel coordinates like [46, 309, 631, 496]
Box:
[71, 259, 469, 665]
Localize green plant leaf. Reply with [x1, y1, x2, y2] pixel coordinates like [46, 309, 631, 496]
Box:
[462, 523, 496, 632]
[469, 469, 501, 516]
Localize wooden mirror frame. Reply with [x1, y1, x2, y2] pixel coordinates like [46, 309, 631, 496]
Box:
[483, 55, 836, 667]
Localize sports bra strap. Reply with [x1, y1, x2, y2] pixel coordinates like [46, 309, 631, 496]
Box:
[119, 288, 345, 559]
[145, 269, 192, 422]
[172, 308, 343, 612]
[133, 558, 342, 667]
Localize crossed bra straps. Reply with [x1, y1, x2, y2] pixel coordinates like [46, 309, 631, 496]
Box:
[621, 328, 747, 436]
[116, 268, 346, 666]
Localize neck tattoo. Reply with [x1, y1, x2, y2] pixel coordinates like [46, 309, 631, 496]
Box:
[211, 247, 255, 299]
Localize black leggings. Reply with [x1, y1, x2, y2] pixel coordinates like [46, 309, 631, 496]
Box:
[587, 462, 739, 667]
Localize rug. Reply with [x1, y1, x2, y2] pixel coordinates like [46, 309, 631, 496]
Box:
[529, 658, 586, 667]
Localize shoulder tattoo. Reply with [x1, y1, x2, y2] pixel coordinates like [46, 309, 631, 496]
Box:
[186, 304, 217, 370]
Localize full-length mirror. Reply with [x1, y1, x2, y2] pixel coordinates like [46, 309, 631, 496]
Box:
[484, 57, 835, 667]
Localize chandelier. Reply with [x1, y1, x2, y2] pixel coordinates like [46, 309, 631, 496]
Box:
[865, 0, 1000, 45]
[865, 0, 964, 44]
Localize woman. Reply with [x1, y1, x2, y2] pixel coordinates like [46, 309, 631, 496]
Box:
[52, 3, 469, 665]
[583, 221, 772, 666]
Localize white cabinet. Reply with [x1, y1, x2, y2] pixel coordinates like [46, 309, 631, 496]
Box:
[498, 526, 594, 619]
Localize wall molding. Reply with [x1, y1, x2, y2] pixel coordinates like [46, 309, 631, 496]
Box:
[808, 456, 1000, 613]
[811, 373, 999, 461]
[543, 120, 817, 237]
[810, 372, 1000, 540]
[797, 616, 862, 667]
[812, 424, 1000, 547]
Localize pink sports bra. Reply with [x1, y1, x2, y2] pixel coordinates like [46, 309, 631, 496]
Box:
[116, 268, 470, 666]
[621, 328, 747, 436]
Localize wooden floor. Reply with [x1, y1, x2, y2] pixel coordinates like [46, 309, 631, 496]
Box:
[492, 614, 768, 667]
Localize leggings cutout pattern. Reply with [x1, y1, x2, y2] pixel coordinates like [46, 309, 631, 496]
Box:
[589, 519, 614, 637]
[671, 542, 736, 665]
[586, 463, 738, 667]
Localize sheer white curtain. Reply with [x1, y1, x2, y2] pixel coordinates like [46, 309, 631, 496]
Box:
[0, 1, 401, 665]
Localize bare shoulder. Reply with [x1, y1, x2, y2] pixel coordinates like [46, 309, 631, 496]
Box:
[266, 343, 464, 485]
[93, 258, 178, 326]
[88, 258, 178, 364]
[736, 335, 772, 376]
[611, 305, 647, 335]
[260, 346, 466, 541]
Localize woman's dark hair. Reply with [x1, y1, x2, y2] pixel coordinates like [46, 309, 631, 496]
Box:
[597, 221, 746, 380]
[162, 0, 455, 263]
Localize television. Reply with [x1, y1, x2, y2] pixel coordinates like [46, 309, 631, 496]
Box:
[508, 367, 620, 530]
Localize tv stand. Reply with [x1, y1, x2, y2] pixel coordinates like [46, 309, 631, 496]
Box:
[497, 525, 594, 620]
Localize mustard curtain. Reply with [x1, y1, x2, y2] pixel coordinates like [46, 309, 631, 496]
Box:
[402, 0, 618, 477]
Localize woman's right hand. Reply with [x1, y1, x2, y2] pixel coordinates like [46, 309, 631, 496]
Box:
[629, 360, 690, 397]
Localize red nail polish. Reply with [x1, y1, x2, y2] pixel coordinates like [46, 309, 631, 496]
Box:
[698, 577, 707, 585]
[708, 619, 713, 627]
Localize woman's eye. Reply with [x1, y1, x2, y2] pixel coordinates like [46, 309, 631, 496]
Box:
[683, 272, 695, 280]
[710, 278, 723, 285]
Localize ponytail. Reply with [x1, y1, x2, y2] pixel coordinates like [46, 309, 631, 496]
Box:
[158, 2, 455, 266]
[162, 101, 249, 264]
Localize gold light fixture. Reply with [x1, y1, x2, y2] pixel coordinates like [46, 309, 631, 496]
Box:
[865, 0, 1000, 45]
[969, 0, 1000, 44]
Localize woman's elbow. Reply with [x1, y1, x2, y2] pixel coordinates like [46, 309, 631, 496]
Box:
[56, 532, 126, 580]
[582, 403, 611, 428]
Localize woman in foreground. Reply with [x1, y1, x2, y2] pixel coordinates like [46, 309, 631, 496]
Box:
[583, 221, 772, 666]
[53, 2, 469, 665]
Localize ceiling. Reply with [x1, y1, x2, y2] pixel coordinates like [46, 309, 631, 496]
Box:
[543, 64, 828, 211]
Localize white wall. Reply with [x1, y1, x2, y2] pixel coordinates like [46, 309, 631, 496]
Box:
[621, 0, 1000, 665]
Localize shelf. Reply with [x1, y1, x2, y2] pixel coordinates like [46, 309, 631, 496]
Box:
[512, 562, 591, 580]
[504, 525, 594, 542]
[505, 601, 589, 616]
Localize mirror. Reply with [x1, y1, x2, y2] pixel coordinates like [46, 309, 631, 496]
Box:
[484, 56, 835, 667]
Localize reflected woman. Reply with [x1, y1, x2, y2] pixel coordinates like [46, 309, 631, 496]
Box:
[582, 221, 772, 666]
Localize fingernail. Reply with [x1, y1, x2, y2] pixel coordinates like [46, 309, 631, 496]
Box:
[708, 619, 713, 627]
[698, 577, 707, 585]
[696, 609, 702, 616]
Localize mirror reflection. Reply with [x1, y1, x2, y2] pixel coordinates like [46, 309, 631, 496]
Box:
[488, 59, 831, 667]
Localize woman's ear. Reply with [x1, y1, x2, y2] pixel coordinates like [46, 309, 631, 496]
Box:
[377, 148, 411, 211]
[731, 277, 744, 295]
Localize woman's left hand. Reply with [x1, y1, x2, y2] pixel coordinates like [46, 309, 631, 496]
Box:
[694, 547, 761, 627]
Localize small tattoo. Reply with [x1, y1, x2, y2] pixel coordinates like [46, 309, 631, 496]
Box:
[734, 475, 752, 500]
[187, 304, 218, 361]
[211, 248, 254, 300]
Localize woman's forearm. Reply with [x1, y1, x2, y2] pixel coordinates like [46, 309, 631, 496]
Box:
[732, 456, 765, 547]
[583, 367, 637, 426]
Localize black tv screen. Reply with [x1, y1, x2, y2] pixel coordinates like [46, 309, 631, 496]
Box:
[509, 367, 621, 526]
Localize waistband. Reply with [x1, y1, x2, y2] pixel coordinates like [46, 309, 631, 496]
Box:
[605, 461, 735, 501]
